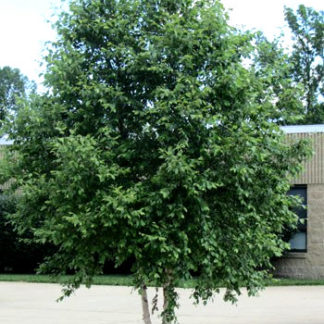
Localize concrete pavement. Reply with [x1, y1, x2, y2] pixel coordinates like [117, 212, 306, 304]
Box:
[1, 282, 324, 323]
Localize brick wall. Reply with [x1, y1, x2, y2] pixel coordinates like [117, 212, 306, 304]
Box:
[274, 184, 324, 278]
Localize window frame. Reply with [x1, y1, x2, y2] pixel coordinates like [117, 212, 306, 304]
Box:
[287, 185, 307, 253]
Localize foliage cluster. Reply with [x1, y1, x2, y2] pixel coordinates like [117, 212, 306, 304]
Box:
[0, 66, 36, 126]
[284, 5, 323, 124]
[253, 4, 323, 125]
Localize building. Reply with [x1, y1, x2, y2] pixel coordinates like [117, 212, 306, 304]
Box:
[275, 124, 324, 279]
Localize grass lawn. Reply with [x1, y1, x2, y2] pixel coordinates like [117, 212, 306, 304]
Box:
[1, 274, 324, 287]
[0, 274, 134, 286]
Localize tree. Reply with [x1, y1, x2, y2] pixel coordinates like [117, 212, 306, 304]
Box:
[251, 33, 305, 125]
[284, 5, 324, 124]
[1, 0, 310, 323]
[0, 66, 35, 125]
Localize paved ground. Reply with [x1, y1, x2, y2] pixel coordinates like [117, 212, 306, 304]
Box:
[1, 282, 324, 323]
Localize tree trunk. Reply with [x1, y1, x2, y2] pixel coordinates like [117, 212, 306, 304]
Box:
[141, 285, 152, 324]
[162, 286, 171, 324]
[162, 268, 173, 324]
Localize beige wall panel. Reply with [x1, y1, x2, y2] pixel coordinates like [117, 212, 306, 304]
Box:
[288, 133, 324, 184]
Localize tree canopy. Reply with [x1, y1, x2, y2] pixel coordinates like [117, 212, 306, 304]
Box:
[251, 33, 305, 125]
[284, 5, 324, 124]
[251, 5, 323, 125]
[0, 66, 35, 125]
[1, 0, 310, 323]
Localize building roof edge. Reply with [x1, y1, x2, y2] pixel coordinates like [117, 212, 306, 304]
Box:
[280, 124, 324, 134]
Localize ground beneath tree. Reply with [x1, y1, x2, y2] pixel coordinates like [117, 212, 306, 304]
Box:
[0, 282, 323, 323]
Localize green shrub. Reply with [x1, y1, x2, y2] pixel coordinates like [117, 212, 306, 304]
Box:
[0, 194, 50, 273]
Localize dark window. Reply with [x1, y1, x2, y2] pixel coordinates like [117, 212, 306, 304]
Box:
[287, 186, 307, 252]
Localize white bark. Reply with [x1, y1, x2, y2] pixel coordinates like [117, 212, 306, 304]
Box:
[141, 285, 152, 324]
